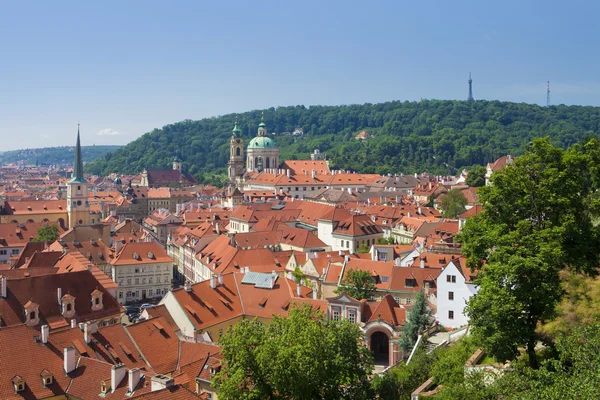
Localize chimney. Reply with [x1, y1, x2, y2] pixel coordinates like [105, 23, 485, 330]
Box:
[0, 276, 6, 298]
[64, 346, 76, 374]
[111, 364, 126, 393]
[210, 275, 217, 289]
[311, 170, 316, 179]
[151, 375, 174, 392]
[344, 255, 350, 264]
[418, 207, 422, 215]
[218, 274, 223, 286]
[41, 324, 49, 344]
[216, 223, 220, 235]
[420, 257, 425, 269]
[57, 288, 62, 305]
[184, 281, 192, 292]
[312, 287, 318, 300]
[296, 282, 302, 297]
[84, 322, 98, 344]
[338, 250, 343, 256]
[128, 368, 141, 393]
[287, 169, 291, 178]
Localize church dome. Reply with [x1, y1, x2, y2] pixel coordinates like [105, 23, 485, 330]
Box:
[247, 136, 276, 149]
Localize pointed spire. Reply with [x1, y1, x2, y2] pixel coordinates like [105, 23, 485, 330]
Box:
[70, 124, 85, 183]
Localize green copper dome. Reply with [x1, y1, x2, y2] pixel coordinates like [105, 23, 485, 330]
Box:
[247, 136, 276, 149]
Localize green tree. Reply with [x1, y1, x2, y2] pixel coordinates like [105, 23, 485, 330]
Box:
[458, 138, 600, 369]
[465, 165, 486, 187]
[33, 224, 60, 242]
[398, 292, 430, 354]
[377, 237, 396, 245]
[356, 243, 370, 253]
[213, 304, 373, 400]
[336, 269, 376, 300]
[439, 189, 468, 219]
[292, 266, 304, 284]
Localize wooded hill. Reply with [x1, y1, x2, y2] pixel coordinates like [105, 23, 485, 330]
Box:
[1, 145, 122, 167]
[86, 100, 600, 183]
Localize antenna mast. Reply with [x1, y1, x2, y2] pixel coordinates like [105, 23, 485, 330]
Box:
[546, 81, 550, 107]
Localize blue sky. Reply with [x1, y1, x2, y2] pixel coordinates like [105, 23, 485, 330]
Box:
[0, 0, 598, 150]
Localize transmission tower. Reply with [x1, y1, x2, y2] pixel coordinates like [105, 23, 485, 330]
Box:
[546, 81, 550, 107]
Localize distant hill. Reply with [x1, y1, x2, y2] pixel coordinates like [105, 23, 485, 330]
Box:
[0, 145, 122, 167]
[86, 100, 600, 183]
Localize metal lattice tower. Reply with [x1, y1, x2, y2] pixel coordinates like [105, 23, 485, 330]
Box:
[467, 73, 474, 102]
[546, 81, 550, 107]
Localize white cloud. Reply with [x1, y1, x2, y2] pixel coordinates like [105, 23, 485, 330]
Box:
[96, 128, 121, 136]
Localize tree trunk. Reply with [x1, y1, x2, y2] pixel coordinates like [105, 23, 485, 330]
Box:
[527, 340, 539, 369]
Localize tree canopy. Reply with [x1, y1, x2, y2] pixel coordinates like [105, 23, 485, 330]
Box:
[213, 304, 373, 400]
[336, 269, 376, 300]
[465, 165, 486, 187]
[458, 138, 600, 368]
[398, 292, 430, 355]
[85, 100, 600, 184]
[33, 224, 60, 243]
[439, 189, 468, 219]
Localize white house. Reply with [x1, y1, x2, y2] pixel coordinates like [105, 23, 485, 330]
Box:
[435, 258, 478, 329]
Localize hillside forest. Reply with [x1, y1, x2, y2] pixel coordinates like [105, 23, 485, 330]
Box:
[86, 100, 600, 184]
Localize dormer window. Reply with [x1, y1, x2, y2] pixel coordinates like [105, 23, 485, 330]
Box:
[40, 370, 53, 386]
[100, 380, 109, 394]
[61, 294, 76, 318]
[12, 375, 25, 393]
[24, 300, 40, 326]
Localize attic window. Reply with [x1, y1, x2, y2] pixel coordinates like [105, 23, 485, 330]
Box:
[184, 304, 196, 316]
[12, 375, 25, 392]
[133, 252, 140, 260]
[281, 301, 290, 310]
[405, 278, 417, 288]
[120, 343, 133, 357]
[40, 369, 53, 386]
[147, 252, 154, 259]
[152, 321, 165, 332]
[258, 297, 268, 308]
[100, 380, 109, 394]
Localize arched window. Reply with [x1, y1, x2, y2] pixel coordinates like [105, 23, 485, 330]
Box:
[30, 311, 36, 320]
[67, 304, 72, 312]
[236, 147, 241, 156]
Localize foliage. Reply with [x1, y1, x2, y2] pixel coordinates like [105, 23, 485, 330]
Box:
[213, 304, 373, 400]
[377, 237, 396, 244]
[430, 337, 478, 386]
[371, 344, 436, 400]
[439, 189, 468, 218]
[356, 243, 370, 253]
[85, 101, 600, 183]
[465, 165, 486, 187]
[335, 269, 376, 300]
[0, 145, 121, 166]
[458, 138, 600, 368]
[398, 292, 430, 354]
[33, 224, 60, 242]
[292, 266, 304, 284]
[538, 271, 600, 337]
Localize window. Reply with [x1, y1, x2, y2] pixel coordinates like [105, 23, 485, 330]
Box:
[219, 328, 223, 337]
[405, 278, 417, 288]
[448, 310, 454, 320]
[127, 279, 131, 285]
[448, 291, 454, 300]
[77, 186, 81, 190]
[394, 296, 401, 304]
[148, 289, 153, 297]
[119, 292, 123, 299]
[135, 278, 139, 285]
[149, 277, 153, 284]
[11, 249, 19, 255]
[67, 304, 72, 312]
[446, 275, 456, 283]
[135, 290, 140, 298]
[369, 295, 376, 302]
[142, 278, 146, 284]
[332, 308, 340, 321]
[348, 310, 356, 323]
[0, 250, 6, 255]
[95, 298, 100, 305]
[406, 297, 411, 304]
[30, 311, 36, 320]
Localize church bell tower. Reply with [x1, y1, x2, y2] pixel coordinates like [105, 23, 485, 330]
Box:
[228, 118, 244, 190]
[67, 125, 91, 228]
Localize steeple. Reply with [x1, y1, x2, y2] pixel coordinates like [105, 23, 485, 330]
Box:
[467, 73, 474, 102]
[257, 112, 267, 137]
[232, 115, 241, 137]
[70, 124, 85, 183]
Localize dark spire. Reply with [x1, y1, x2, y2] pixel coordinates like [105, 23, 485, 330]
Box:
[467, 73, 474, 102]
[70, 124, 85, 183]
